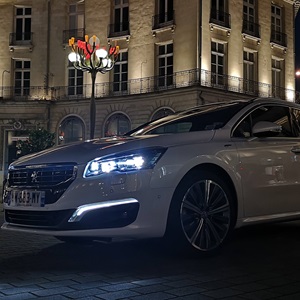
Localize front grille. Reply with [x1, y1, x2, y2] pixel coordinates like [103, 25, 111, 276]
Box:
[5, 209, 74, 228]
[4, 163, 77, 204]
[8, 163, 77, 187]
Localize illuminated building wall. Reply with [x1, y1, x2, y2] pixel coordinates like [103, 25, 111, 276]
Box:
[0, 0, 298, 187]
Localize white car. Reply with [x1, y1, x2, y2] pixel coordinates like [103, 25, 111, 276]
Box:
[3, 97, 300, 254]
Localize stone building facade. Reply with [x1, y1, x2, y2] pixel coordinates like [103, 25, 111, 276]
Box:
[0, 0, 299, 186]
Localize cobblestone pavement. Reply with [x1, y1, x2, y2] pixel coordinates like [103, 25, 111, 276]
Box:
[1, 206, 300, 300]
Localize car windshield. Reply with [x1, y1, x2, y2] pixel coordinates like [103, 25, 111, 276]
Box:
[126, 101, 248, 136]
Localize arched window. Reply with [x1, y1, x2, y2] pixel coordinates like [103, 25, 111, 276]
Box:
[151, 107, 174, 121]
[104, 113, 130, 137]
[58, 116, 84, 144]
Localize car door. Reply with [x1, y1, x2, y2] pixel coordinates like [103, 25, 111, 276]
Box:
[232, 104, 300, 218]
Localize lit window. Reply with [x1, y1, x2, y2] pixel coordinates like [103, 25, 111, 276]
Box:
[105, 113, 131, 137]
[211, 41, 226, 87]
[14, 60, 30, 96]
[158, 43, 173, 87]
[68, 61, 83, 96]
[243, 50, 257, 94]
[113, 52, 128, 93]
[58, 116, 85, 144]
[272, 58, 285, 99]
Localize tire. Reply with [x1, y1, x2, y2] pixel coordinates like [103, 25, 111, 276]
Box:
[165, 170, 236, 255]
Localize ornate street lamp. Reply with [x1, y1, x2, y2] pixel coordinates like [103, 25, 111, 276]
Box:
[68, 35, 119, 139]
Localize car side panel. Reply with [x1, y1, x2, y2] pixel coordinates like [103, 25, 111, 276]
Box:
[235, 137, 300, 217]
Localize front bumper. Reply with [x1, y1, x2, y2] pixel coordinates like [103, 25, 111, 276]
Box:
[2, 164, 176, 239]
[3, 198, 139, 231]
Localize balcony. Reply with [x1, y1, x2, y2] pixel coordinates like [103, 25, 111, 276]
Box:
[271, 30, 287, 48]
[63, 28, 85, 44]
[0, 68, 295, 102]
[9, 32, 33, 52]
[107, 22, 130, 42]
[210, 9, 230, 33]
[152, 11, 175, 36]
[242, 20, 260, 41]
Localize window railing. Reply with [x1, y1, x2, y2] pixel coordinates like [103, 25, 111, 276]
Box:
[9, 32, 33, 46]
[152, 10, 175, 29]
[271, 30, 287, 47]
[63, 28, 85, 44]
[242, 19, 260, 39]
[210, 9, 230, 29]
[0, 68, 297, 102]
[108, 22, 130, 38]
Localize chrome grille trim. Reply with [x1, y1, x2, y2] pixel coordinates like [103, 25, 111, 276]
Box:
[8, 163, 77, 187]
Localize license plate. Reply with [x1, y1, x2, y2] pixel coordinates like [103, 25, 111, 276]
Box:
[5, 190, 45, 207]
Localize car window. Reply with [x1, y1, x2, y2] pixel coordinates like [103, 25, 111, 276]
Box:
[233, 105, 293, 138]
[129, 103, 247, 136]
[232, 115, 251, 138]
[251, 106, 293, 137]
[147, 113, 226, 134]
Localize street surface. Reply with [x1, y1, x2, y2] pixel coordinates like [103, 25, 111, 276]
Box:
[1, 206, 300, 299]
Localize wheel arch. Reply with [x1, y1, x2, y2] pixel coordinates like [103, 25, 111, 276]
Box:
[172, 163, 238, 227]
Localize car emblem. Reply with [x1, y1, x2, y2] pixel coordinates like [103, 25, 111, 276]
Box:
[31, 171, 38, 183]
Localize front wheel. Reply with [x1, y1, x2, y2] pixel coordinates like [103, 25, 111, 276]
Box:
[166, 170, 236, 254]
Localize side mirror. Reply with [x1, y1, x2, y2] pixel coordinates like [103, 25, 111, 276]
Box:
[252, 121, 282, 136]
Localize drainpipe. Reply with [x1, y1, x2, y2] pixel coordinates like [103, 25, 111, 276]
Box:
[197, 0, 204, 105]
[46, 0, 51, 93]
[46, 0, 51, 130]
[197, 0, 202, 77]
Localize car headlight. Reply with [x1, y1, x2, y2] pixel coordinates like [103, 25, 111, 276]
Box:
[83, 147, 167, 178]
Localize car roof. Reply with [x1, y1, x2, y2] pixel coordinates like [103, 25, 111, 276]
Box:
[179, 97, 299, 112]
[126, 97, 300, 136]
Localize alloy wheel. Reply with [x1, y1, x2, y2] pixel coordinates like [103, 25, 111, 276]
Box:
[180, 179, 231, 251]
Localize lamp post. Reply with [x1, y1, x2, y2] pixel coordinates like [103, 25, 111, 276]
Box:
[68, 35, 119, 139]
[296, 70, 300, 102]
[2, 70, 10, 98]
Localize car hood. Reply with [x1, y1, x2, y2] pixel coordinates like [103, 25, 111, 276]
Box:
[11, 131, 215, 167]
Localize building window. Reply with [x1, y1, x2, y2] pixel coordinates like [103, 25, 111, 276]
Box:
[114, 0, 129, 33]
[272, 58, 284, 98]
[104, 113, 131, 137]
[271, 5, 282, 34]
[243, 50, 257, 94]
[68, 61, 83, 96]
[68, 2, 85, 40]
[243, 0, 255, 23]
[58, 116, 84, 144]
[113, 52, 128, 93]
[14, 60, 30, 96]
[271, 5, 286, 46]
[158, 0, 173, 23]
[69, 3, 84, 30]
[211, 41, 225, 87]
[151, 108, 174, 121]
[243, 0, 259, 37]
[211, 0, 225, 12]
[158, 43, 173, 87]
[210, 0, 230, 28]
[15, 6, 31, 41]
